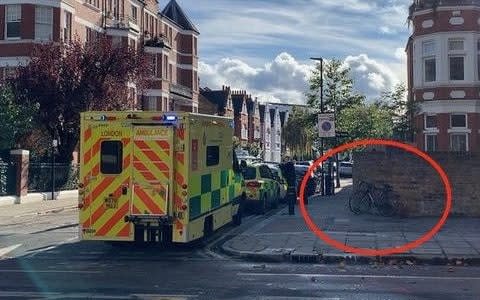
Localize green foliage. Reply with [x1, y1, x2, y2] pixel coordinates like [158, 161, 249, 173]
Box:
[337, 104, 393, 140]
[283, 107, 317, 159]
[11, 36, 150, 162]
[0, 85, 38, 150]
[376, 83, 417, 141]
[307, 58, 364, 113]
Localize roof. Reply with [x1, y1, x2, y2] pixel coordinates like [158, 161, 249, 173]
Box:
[246, 97, 257, 114]
[200, 89, 229, 114]
[232, 94, 246, 117]
[161, 0, 199, 34]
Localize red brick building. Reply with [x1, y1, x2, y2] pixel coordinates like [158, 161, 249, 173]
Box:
[407, 0, 480, 152]
[0, 0, 199, 112]
[231, 90, 249, 144]
[199, 85, 234, 118]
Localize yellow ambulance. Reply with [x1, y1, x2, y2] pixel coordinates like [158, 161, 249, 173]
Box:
[78, 111, 245, 244]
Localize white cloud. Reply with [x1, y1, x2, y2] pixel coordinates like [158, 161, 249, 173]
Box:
[345, 54, 399, 98]
[199, 52, 312, 104]
[200, 52, 402, 105]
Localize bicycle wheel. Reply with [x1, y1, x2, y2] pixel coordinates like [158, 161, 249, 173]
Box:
[375, 190, 395, 217]
[349, 191, 371, 214]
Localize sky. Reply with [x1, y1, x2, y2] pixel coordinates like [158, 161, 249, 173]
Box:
[174, 0, 412, 105]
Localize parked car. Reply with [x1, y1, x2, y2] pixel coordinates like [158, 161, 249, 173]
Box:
[338, 161, 353, 177]
[241, 164, 280, 214]
[266, 164, 288, 202]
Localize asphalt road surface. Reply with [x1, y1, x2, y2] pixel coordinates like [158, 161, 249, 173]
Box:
[1, 204, 480, 299]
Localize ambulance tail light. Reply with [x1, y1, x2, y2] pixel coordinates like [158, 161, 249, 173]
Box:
[247, 181, 262, 188]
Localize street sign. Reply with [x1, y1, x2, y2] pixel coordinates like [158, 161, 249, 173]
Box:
[318, 113, 335, 138]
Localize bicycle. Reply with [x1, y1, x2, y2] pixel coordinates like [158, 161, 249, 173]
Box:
[349, 181, 396, 217]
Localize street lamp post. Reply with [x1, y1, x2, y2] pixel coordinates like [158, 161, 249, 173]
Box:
[310, 57, 325, 196]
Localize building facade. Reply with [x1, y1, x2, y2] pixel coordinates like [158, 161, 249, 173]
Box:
[0, 0, 199, 112]
[232, 90, 249, 145]
[246, 96, 261, 143]
[199, 85, 234, 118]
[407, 0, 480, 152]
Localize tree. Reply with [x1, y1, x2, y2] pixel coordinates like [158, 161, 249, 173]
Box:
[12, 36, 150, 162]
[377, 83, 417, 142]
[282, 107, 316, 159]
[0, 85, 38, 151]
[337, 104, 393, 140]
[307, 58, 364, 114]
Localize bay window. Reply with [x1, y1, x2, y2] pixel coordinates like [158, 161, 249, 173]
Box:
[35, 6, 53, 40]
[6, 5, 21, 39]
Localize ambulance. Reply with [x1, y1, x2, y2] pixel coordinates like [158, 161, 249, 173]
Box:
[78, 111, 245, 243]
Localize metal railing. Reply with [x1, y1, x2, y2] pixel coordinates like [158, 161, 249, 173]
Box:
[28, 163, 79, 193]
[409, 0, 480, 16]
[0, 160, 15, 196]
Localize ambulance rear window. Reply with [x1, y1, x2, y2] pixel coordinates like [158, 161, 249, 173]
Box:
[242, 167, 257, 180]
[100, 141, 123, 174]
[206, 146, 220, 166]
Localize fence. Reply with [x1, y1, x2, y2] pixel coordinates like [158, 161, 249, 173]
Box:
[0, 160, 15, 196]
[28, 163, 79, 193]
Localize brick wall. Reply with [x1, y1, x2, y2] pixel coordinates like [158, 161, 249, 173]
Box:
[353, 150, 480, 217]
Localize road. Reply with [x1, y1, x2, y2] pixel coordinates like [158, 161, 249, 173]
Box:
[1, 200, 480, 299]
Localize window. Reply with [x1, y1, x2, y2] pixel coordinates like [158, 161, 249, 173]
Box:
[259, 165, 273, 179]
[164, 55, 168, 79]
[86, 0, 100, 8]
[425, 134, 437, 152]
[206, 146, 220, 166]
[194, 37, 198, 56]
[163, 97, 168, 111]
[169, 27, 173, 44]
[425, 114, 437, 129]
[169, 64, 172, 81]
[450, 56, 464, 80]
[150, 55, 157, 77]
[242, 167, 257, 180]
[450, 134, 468, 152]
[451, 114, 467, 128]
[477, 39, 480, 80]
[35, 6, 53, 40]
[63, 11, 72, 41]
[6, 5, 21, 39]
[131, 5, 138, 24]
[422, 41, 436, 82]
[145, 96, 156, 110]
[101, 141, 123, 174]
[448, 39, 464, 51]
[86, 27, 96, 42]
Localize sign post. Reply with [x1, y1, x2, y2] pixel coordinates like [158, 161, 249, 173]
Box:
[318, 113, 336, 138]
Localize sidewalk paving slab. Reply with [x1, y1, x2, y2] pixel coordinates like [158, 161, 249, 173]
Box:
[220, 183, 480, 265]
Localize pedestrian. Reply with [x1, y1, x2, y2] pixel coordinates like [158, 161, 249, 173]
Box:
[280, 160, 296, 215]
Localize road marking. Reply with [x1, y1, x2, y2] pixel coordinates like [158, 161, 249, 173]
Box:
[0, 244, 21, 257]
[237, 272, 480, 281]
[0, 269, 101, 274]
[0, 291, 195, 299]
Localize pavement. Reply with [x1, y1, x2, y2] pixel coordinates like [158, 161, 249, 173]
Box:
[221, 179, 480, 265]
[0, 197, 77, 220]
